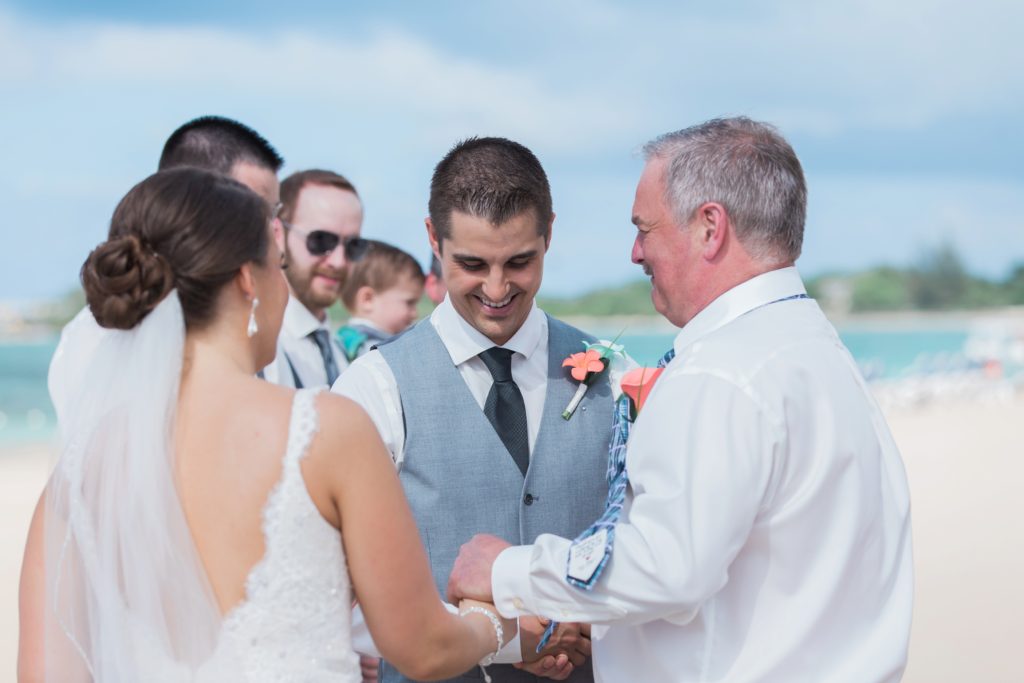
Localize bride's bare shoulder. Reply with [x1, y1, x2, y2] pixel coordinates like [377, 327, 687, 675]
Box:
[310, 392, 389, 460]
[314, 391, 376, 434]
[234, 375, 299, 410]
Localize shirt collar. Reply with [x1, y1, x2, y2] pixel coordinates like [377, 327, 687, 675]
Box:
[346, 317, 383, 333]
[431, 295, 546, 366]
[283, 295, 329, 338]
[673, 266, 807, 356]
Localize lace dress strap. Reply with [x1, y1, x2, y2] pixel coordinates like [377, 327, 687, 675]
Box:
[283, 387, 323, 473]
[257, 387, 324, 547]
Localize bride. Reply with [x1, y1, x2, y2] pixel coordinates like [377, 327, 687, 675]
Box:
[17, 167, 514, 682]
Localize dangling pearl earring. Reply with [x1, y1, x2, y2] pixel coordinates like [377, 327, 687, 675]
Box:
[247, 297, 260, 338]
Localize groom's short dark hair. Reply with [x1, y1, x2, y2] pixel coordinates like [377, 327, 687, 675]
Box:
[428, 136, 552, 243]
[158, 115, 284, 175]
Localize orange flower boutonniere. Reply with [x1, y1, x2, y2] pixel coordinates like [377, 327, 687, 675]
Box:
[620, 366, 664, 417]
[561, 339, 626, 420]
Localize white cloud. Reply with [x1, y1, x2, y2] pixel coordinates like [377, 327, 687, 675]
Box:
[513, 0, 1024, 137]
[0, 10, 640, 154]
[0, 3, 1021, 301]
[3, 1, 1020, 147]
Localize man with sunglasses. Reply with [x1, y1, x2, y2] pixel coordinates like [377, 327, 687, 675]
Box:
[264, 169, 368, 389]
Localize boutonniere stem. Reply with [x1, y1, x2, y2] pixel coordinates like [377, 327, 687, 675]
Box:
[561, 363, 601, 419]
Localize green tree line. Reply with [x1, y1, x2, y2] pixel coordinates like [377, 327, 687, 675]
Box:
[538, 244, 1024, 316]
[35, 244, 1024, 329]
[806, 245, 1024, 312]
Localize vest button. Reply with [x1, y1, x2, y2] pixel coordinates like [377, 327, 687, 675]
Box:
[523, 493, 535, 506]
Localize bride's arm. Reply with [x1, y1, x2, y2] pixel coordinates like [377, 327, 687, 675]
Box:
[18, 493, 45, 683]
[307, 394, 516, 681]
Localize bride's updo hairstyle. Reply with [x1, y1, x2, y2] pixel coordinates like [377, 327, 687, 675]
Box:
[82, 167, 269, 330]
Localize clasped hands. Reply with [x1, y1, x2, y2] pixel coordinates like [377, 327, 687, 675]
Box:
[449, 534, 591, 681]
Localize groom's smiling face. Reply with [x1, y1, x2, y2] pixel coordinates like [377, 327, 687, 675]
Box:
[428, 209, 549, 346]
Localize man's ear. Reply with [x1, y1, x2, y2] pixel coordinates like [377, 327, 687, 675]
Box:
[426, 217, 443, 259]
[698, 202, 728, 261]
[543, 212, 555, 251]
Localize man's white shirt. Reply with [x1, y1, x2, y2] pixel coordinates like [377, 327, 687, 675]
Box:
[263, 295, 348, 388]
[491, 267, 914, 683]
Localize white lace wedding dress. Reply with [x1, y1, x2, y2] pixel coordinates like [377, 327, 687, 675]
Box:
[48, 296, 364, 682]
[207, 387, 363, 682]
[86, 388, 363, 683]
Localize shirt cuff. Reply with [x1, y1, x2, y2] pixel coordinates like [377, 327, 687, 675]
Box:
[492, 545, 537, 618]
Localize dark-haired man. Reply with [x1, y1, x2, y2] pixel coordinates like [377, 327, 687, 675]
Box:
[263, 169, 365, 388]
[158, 114, 284, 208]
[49, 115, 285, 423]
[335, 138, 624, 683]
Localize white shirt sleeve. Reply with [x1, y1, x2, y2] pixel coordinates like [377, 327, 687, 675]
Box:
[331, 350, 406, 466]
[492, 369, 780, 626]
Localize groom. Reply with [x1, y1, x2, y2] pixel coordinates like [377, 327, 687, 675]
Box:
[448, 118, 914, 682]
[334, 137, 615, 682]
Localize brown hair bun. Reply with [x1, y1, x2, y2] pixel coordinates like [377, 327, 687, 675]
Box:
[81, 234, 175, 330]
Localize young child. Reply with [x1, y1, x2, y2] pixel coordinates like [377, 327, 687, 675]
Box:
[337, 240, 425, 361]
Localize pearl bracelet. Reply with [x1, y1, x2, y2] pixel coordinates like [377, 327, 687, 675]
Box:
[460, 606, 504, 682]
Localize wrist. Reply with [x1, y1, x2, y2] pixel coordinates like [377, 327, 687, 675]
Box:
[460, 606, 504, 666]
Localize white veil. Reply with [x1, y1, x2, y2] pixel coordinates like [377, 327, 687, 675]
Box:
[44, 292, 224, 682]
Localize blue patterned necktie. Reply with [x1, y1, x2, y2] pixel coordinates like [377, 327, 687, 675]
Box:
[537, 347, 676, 650]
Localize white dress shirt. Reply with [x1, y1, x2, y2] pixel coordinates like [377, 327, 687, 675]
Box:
[263, 295, 348, 388]
[491, 268, 914, 683]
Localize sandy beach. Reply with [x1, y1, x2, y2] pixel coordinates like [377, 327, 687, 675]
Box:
[2, 396, 1022, 682]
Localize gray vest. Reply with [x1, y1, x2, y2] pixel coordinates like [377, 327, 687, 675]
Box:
[377, 315, 612, 683]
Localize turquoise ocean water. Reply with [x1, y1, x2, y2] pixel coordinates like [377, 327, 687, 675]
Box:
[618, 328, 970, 372]
[1, 339, 60, 446]
[0, 327, 974, 448]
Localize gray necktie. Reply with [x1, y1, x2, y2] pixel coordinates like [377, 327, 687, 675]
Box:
[309, 329, 340, 386]
[479, 347, 530, 476]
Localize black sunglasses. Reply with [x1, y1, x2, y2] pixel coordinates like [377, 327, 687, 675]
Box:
[281, 221, 369, 261]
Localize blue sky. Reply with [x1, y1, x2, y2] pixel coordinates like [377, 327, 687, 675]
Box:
[1, 0, 1022, 302]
